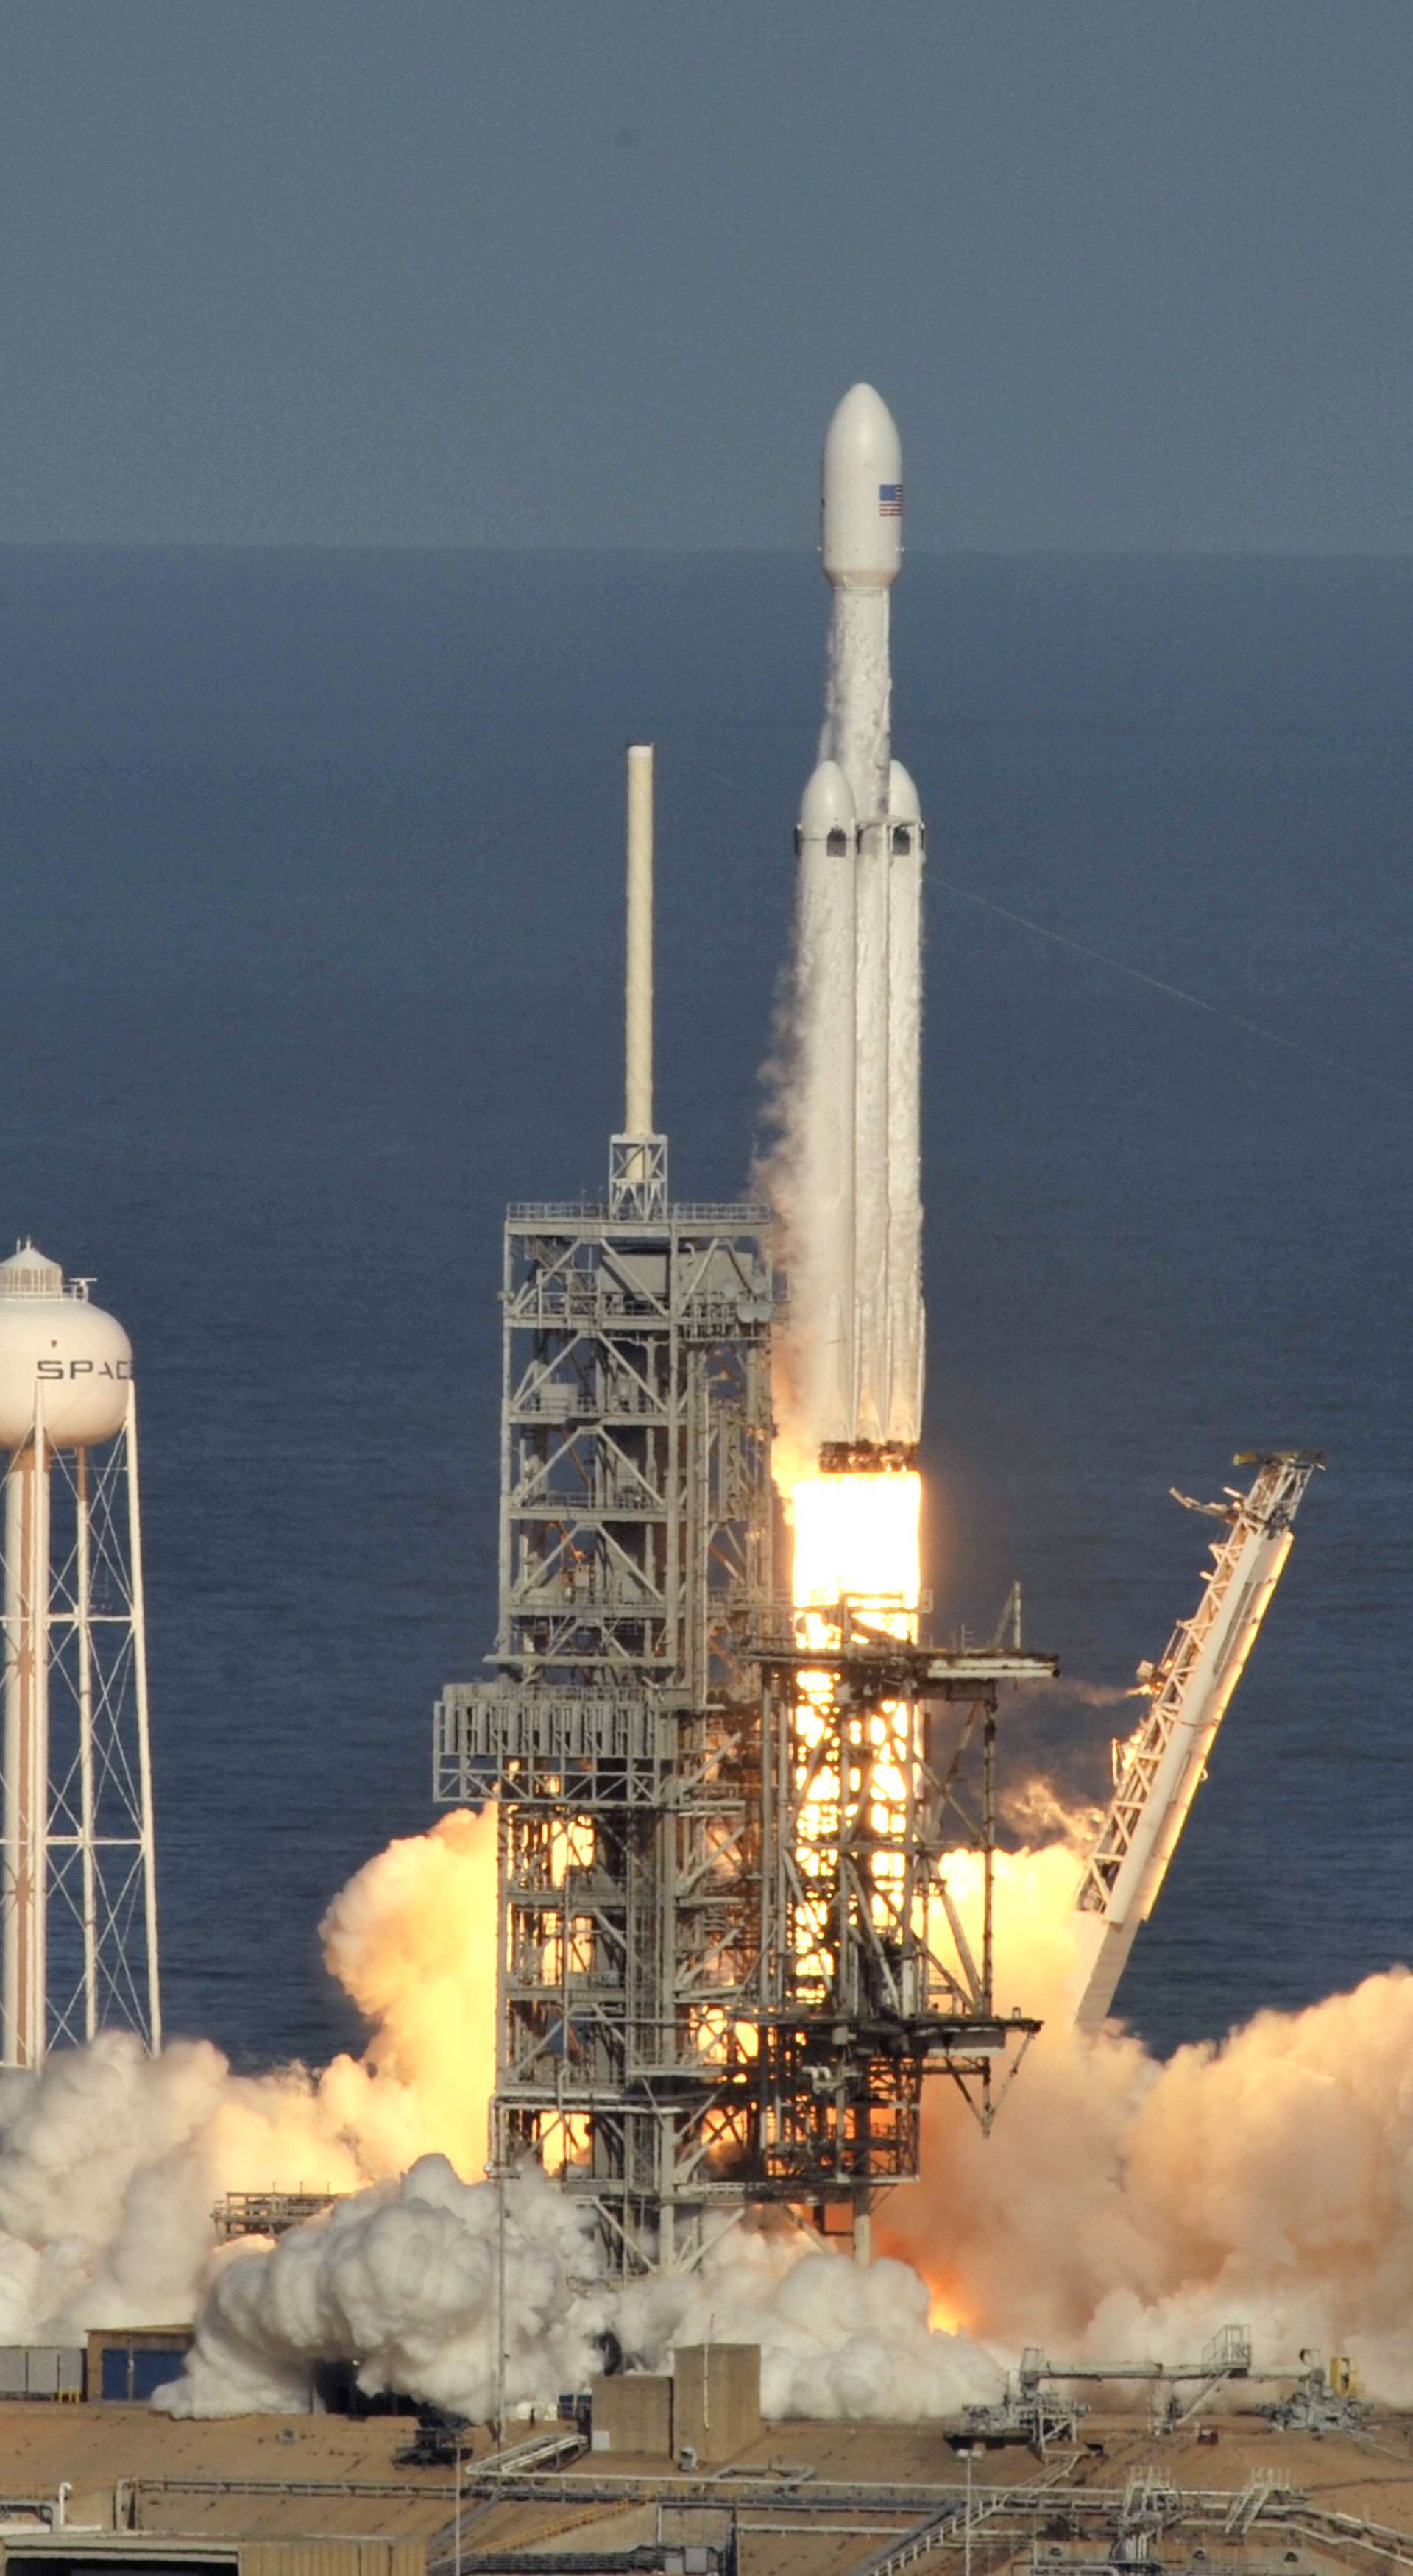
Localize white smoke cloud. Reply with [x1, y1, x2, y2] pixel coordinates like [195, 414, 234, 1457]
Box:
[997, 1777, 1105, 1847]
[157, 2156, 609, 2422]
[881, 1852, 1413, 2403]
[160, 2162, 1000, 2424]
[0, 1808, 497, 2349]
[7, 1808, 1413, 2427]
[618, 2221, 999, 2421]
[159, 1834, 1413, 2423]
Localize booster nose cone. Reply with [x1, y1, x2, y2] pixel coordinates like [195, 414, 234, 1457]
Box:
[797, 759, 857, 845]
[888, 760, 922, 824]
[821, 383, 902, 587]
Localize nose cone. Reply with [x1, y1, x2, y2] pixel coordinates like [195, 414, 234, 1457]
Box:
[821, 383, 903, 587]
[888, 760, 921, 824]
[798, 760, 857, 841]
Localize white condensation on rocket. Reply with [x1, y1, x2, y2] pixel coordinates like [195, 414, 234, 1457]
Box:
[789, 383, 924, 1464]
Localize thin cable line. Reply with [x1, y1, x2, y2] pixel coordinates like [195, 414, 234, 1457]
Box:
[928, 871, 1413, 1107]
[671, 749, 1411, 1111]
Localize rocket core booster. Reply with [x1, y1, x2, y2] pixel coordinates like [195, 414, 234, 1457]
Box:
[794, 385, 924, 1468]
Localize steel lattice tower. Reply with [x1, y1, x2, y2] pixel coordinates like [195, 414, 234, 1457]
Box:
[438, 1160, 774, 2270]
[437, 749, 1051, 2276]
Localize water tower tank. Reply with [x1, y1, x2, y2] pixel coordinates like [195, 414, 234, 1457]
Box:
[0, 1243, 133, 1450]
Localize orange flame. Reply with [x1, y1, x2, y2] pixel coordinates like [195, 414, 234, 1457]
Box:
[787, 1468, 922, 1973]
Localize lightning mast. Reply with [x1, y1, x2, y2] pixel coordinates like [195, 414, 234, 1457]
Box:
[1070, 1449, 1322, 2034]
[438, 747, 776, 2270]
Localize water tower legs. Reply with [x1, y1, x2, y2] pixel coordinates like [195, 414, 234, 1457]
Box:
[2, 1420, 48, 2065]
[0, 1385, 160, 2067]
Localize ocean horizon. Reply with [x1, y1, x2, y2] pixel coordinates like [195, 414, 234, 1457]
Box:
[1, 542, 1408, 2069]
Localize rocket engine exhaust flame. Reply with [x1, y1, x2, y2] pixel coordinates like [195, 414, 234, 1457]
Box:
[788, 1465, 922, 1996]
[790, 1466, 922, 1626]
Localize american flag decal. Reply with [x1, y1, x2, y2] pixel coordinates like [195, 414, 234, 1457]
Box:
[879, 483, 902, 516]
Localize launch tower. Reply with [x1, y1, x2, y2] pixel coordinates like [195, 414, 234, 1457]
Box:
[437, 751, 1054, 2276]
[438, 749, 776, 2269]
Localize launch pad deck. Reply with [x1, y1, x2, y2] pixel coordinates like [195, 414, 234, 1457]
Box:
[1, 2405, 1412, 2576]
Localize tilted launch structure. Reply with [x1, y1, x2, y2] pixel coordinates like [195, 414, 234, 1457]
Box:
[1069, 1448, 1322, 2034]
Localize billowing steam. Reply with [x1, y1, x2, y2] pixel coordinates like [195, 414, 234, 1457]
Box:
[5, 1808, 1413, 2422]
[0, 1808, 496, 2349]
[156, 2157, 995, 2424]
[158, 2157, 608, 2422]
[881, 1847, 1413, 2402]
[161, 1840, 1413, 2416]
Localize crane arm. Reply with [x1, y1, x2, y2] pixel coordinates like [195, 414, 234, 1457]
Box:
[1069, 1449, 1322, 2035]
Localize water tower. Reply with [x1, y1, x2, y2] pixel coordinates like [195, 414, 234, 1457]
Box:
[0, 1244, 161, 2066]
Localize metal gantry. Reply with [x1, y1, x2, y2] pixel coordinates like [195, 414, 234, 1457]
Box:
[436, 1157, 778, 2272]
[737, 1621, 1054, 2235]
[1070, 1450, 1322, 2034]
[213, 2190, 344, 2241]
[436, 1144, 1055, 2272]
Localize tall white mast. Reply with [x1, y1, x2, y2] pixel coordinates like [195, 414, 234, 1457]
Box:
[609, 745, 667, 1221]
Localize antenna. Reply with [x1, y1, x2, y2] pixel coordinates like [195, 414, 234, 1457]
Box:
[609, 743, 667, 1217]
[625, 740, 654, 1139]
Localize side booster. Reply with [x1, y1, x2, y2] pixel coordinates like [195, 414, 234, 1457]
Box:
[795, 385, 925, 1465]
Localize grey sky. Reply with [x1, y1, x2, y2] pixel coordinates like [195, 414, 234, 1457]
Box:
[1, 1, 1409, 550]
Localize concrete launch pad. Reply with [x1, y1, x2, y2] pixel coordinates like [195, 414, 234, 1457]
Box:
[2, 2402, 1413, 2576]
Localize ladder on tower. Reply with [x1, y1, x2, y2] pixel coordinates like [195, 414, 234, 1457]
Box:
[1069, 1450, 1322, 2035]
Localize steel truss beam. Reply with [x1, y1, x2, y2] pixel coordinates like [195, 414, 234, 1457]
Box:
[436, 1180, 1056, 2274]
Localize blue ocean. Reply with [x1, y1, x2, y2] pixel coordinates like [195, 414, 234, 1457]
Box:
[1, 546, 1409, 2070]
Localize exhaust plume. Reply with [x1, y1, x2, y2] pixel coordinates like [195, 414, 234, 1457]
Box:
[9, 1814, 1413, 2422]
[160, 2158, 999, 2424]
[161, 1837, 1413, 2419]
[0, 1808, 497, 2348]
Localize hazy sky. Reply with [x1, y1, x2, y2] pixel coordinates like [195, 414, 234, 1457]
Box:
[2, 1, 1410, 550]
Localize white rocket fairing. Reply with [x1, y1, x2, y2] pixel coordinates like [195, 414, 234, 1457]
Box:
[793, 385, 924, 1461]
